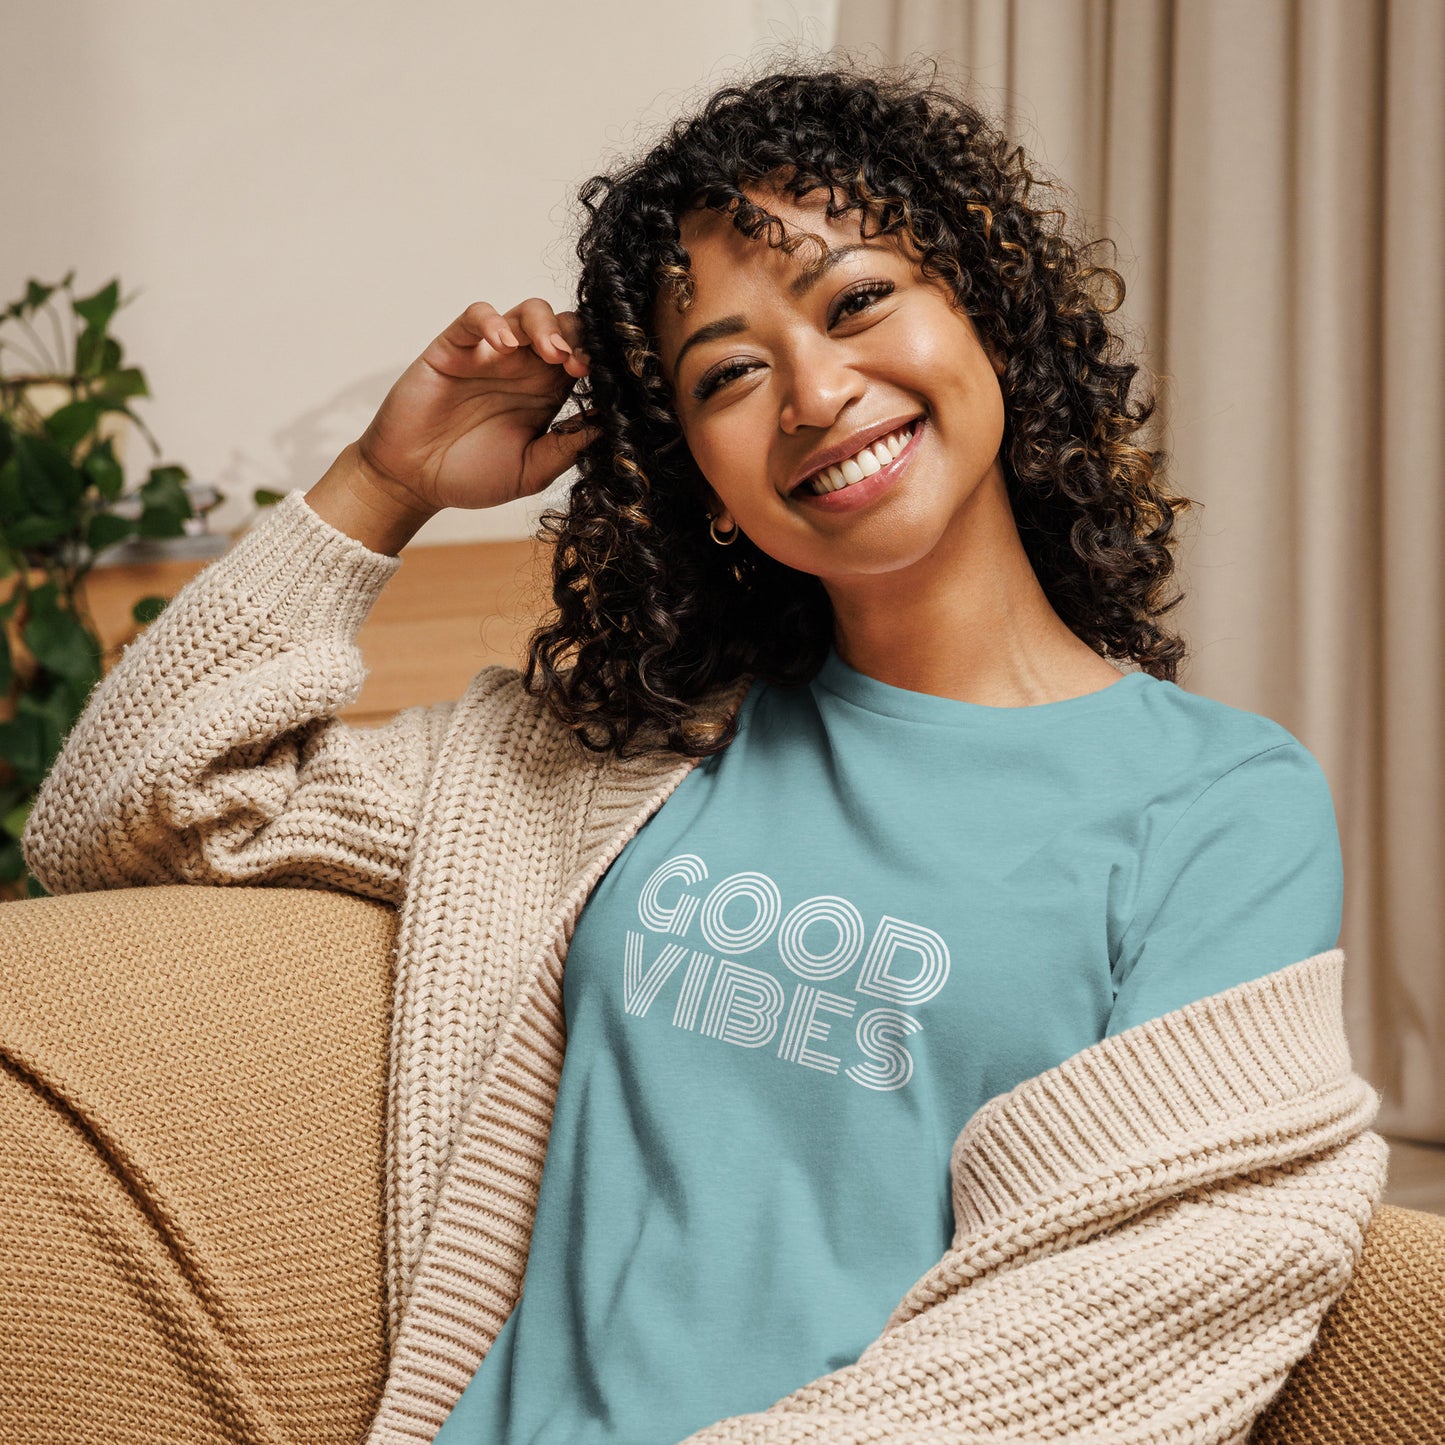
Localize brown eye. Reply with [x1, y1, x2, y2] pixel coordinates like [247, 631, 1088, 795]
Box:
[693, 358, 757, 401]
[829, 280, 895, 325]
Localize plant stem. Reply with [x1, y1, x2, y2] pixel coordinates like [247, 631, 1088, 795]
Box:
[0, 337, 51, 376]
[46, 302, 69, 374]
[14, 315, 55, 374]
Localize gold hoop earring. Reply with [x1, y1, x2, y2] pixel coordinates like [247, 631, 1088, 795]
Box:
[709, 515, 739, 546]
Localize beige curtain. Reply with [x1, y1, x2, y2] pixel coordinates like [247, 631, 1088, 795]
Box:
[834, 0, 1445, 1142]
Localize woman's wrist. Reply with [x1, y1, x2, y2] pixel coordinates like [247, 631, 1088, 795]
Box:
[304, 442, 438, 557]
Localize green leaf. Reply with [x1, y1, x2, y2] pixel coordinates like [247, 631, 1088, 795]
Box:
[22, 596, 101, 683]
[86, 511, 135, 552]
[0, 837, 24, 884]
[23, 578, 56, 613]
[13, 433, 84, 514]
[72, 329, 123, 380]
[76, 325, 107, 377]
[137, 463, 192, 537]
[19, 686, 79, 770]
[0, 712, 48, 784]
[2, 795, 31, 842]
[73, 279, 120, 332]
[23, 279, 56, 314]
[132, 594, 169, 625]
[0, 456, 23, 522]
[58, 670, 97, 721]
[137, 508, 189, 539]
[82, 437, 125, 499]
[253, 488, 286, 507]
[4, 513, 73, 547]
[93, 397, 142, 422]
[0, 625, 9, 693]
[44, 399, 101, 452]
[98, 366, 148, 401]
[144, 463, 189, 494]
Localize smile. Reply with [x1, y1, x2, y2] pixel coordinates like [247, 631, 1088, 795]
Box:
[790, 418, 925, 512]
[793, 419, 920, 496]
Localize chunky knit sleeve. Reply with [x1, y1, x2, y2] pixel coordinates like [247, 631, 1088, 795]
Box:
[20, 488, 453, 907]
[675, 949, 1388, 1445]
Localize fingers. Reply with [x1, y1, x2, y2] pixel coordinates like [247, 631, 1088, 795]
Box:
[551, 309, 591, 366]
[503, 300, 591, 377]
[525, 414, 602, 493]
[439, 301, 516, 355]
[432, 299, 591, 378]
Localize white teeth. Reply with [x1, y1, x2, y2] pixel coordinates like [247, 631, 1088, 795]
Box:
[802, 422, 915, 495]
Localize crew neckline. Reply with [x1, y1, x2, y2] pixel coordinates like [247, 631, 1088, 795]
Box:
[812, 645, 1151, 724]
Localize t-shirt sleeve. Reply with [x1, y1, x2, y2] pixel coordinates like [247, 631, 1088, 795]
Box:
[1105, 739, 1344, 1038]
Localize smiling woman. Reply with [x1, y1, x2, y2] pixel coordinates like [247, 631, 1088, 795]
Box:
[650, 185, 1044, 688]
[13, 49, 1382, 1445]
[523, 61, 1194, 756]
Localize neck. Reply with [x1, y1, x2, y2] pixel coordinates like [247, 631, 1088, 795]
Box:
[822, 466, 1114, 706]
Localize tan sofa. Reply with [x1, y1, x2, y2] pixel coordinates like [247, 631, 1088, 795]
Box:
[2, 883, 1442, 1444]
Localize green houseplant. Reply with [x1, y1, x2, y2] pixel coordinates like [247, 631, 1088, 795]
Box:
[0, 273, 204, 899]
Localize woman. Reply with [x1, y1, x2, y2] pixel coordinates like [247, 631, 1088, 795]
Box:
[18, 61, 1385, 1445]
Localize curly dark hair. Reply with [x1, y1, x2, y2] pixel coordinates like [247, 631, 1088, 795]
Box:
[522, 55, 1196, 759]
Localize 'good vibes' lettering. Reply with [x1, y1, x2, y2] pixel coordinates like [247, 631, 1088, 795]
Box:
[623, 853, 952, 1093]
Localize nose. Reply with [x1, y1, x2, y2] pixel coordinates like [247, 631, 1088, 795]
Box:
[777, 334, 866, 434]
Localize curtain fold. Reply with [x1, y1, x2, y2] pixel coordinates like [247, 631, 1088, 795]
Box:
[835, 0, 1445, 1139]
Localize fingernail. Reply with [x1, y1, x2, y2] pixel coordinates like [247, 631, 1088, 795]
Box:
[550, 333, 572, 354]
[499, 327, 519, 347]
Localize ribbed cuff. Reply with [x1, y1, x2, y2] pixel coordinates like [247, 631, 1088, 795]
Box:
[949, 948, 1372, 1233]
[213, 487, 404, 640]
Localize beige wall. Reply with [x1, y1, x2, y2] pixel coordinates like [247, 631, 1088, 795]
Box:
[0, 0, 838, 544]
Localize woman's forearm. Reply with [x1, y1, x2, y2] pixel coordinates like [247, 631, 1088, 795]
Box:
[306, 442, 439, 557]
[20, 486, 442, 901]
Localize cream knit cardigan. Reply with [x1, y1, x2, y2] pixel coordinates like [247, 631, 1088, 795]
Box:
[23, 489, 1389, 1445]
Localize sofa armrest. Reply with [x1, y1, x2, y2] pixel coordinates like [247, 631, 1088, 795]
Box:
[3, 885, 1440, 1444]
[1251, 1201, 1445, 1443]
[0, 884, 395, 1444]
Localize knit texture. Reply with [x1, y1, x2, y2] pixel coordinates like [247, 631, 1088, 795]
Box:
[1251, 1203, 1445, 1444]
[0, 883, 395, 1443]
[22, 488, 1391, 1444]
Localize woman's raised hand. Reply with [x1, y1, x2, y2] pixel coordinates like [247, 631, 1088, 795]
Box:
[353, 299, 597, 515]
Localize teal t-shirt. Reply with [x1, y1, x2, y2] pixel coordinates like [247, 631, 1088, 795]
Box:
[433, 649, 1343, 1444]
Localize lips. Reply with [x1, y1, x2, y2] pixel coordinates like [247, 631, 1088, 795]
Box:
[790, 415, 925, 512]
[786, 414, 925, 496]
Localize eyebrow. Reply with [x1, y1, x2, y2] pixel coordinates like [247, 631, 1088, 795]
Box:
[670, 316, 748, 387]
[787, 242, 880, 297]
[668, 241, 890, 384]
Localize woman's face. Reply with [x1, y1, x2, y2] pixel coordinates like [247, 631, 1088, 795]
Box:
[651, 185, 1009, 586]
